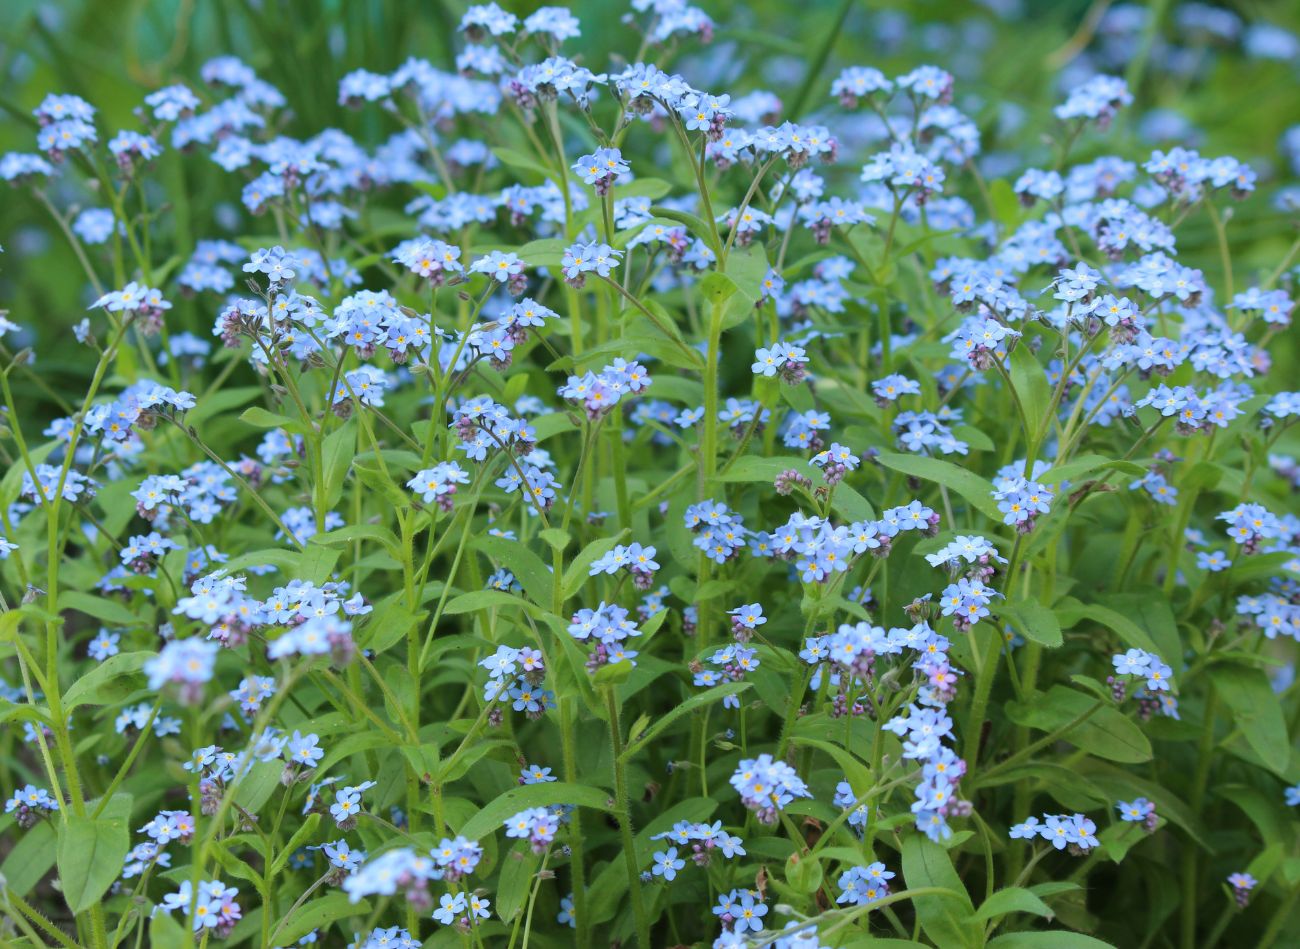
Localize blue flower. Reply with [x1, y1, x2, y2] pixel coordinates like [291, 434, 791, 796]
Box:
[88, 629, 120, 661]
[1009, 816, 1041, 839]
[651, 847, 685, 881]
[433, 891, 466, 925]
[285, 731, 324, 768]
[1117, 798, 1155, 822]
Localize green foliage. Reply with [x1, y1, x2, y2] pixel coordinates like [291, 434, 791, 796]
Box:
[1, 1, 1299, 948]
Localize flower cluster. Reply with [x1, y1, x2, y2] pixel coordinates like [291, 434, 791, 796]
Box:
[836, 862, 895, 906]
[158, 880, 242, 936]
[559, 358, 652, 420]
[480, 644, 552, 720]
[590, 542, 660, 588]
[505, 806, 564, 853]
[4, 785, 59, 828]
[729, 754, 811, 824]
[1117, 797, 1159, 832]
[1010, 813, 1101, 854]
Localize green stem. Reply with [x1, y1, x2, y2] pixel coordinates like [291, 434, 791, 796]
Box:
[963, 623, 1003, 764]
[1124, 0, 1171, 94]
[786, 0, 854, 119]
[976, 699, 1104, 787]
[1257, 886, 1300, 949]
[605, 687, 652, 947]
[699, 292, 726, 486]
[5, 889, 80, 948]
[1181, 687, 1218, 949]
[92, 700, 161, 817]
[776, 666, 816, 761]
[558, 697, 590, 948]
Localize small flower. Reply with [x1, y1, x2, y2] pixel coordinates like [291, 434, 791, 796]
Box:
[651, 847, 685, 881]
[1227, 872, 1257, 907]
[470, 250, 525, 285]
[88, 629, 121, 661]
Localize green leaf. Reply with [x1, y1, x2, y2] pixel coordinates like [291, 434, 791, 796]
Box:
[901, 835, 979, 948]
[353, 459, 411, 508]
[785, 851, 824, 894]
[953, 424, 995, 453]
[475, 534, 553, 607]
[358, 595, 427, 655]
[444, 589, 538, 616]
[875, 452, 1002, 522]
[496, 842, 542, 923]
[995, 599, 1063, 648]
[1098, 820, 1147, 863]
[795, 736, 875, 792]
[210, 547, 303, 577]
[184, 385, 262, 429]
[310, 524, 402, 558]
[149, 913, 189, 949]
[639, 608, 669, 641]
[238, 405, 304, 432]
[211, 841, 262, 885]
[1053, 599, 1160, 655]
[1005, 686, 1152, 764]
[613, 177, 672, 201]
[1080, 765, 1208, 850]
[562, 529, 630, 599]
[585, 796, 718, 924]
[1284, 856, 1300, 887]
[315, 731, 394, 775]
[0, 607, 34, 644]
[232, 759, 283, 812]
[987, 933, 1116, 948]
[538, 528, 571, 552]
[989, 178, 1021, 229]
[699, 270, 738, 305]
[320, 419, 357, 511]
[59, 590, 146, 627]
[1039, 453, 1146, 485]
[269, 813, 322, 877]
[272, 892, 370, 946]
[970, 886, 1056, 923]
[650, 205, 719, 256]
[63, 651, 154, 709]
[1218, 783, 1294, 848]
[833, 483, 877, 522]
[592, 659, 633, 686]
[975, 762, 1108, 812]
[0, 699, 51, 729]
[0, 819, 55, 897]
[300, 545, 341, 584]
[439, 738, 514, 784]
[1208, 662, 1290, 775]
[621, 682, 751, 760]
[723, 243, 769, 300]
[1102, 593, 1180, 673]
[56, 794, 132, 914]
[517, 237, 569, 269]
[491, 146, 554, 181]
[1, 442, 55, 516]
[608, 314, 702, 370]
[1029, 882, 1083, 899]
[400, 743, 442, 784]
[1227, 550, 1300, 583]
[1005, 343, 1052, 447]
[458, 782, 613, 840]
[714, 455, 807, 484]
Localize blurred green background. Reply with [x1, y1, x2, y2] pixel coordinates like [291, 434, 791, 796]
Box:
[1, 0, 1297, 391]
